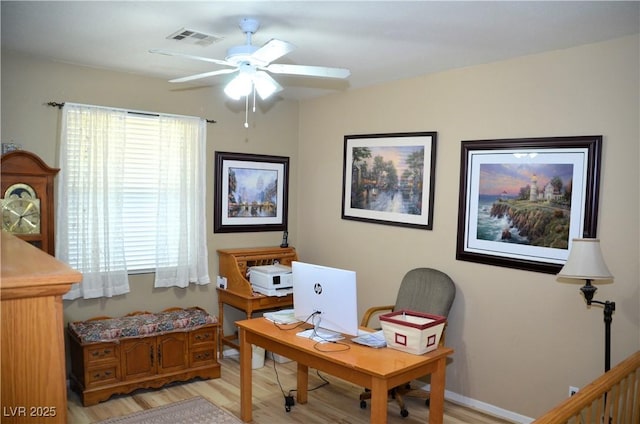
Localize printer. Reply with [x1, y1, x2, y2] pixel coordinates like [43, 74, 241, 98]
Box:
[249, 264, 293, 297]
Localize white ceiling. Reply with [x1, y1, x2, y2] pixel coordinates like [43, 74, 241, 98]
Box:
[2, 1, 639, 100]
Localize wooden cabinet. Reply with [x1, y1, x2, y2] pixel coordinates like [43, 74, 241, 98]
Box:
[121, 333, 188, 380]
[83, 343, 121, 388]
[189, 327, 218, 367]
[157, 333, 189, 373]
[0, 232, 81, 424]
[121, 338, 157, 381]
[217, 246, 297, 355]
[68, 309, 220, 406]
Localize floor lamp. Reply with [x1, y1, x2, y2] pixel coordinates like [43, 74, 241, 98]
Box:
[557, 238, 615, 372]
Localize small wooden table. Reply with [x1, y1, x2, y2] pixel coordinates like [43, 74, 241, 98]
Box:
[216, 246, 297, 356]
[217, 287, 292, 354]
[237, 318, 454, 424]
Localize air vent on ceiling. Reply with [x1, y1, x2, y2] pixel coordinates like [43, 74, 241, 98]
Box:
[167, 28, 223, 46]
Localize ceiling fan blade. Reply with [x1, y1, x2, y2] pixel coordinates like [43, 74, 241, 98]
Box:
[169, 68, 238, 83]
[265, 63, 351, 79]
[251, 39, 296, 65]
[150, 49, 232, 67]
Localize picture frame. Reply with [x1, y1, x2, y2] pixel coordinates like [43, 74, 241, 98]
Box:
[456, 135, 603, 274]
[342, 132, 437, 230]
[214, 151, 289, 233]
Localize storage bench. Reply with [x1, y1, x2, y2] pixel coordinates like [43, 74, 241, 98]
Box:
[67, 306, 220, 406]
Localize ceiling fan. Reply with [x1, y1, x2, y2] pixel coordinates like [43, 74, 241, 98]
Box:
[150, 18, 351, 101]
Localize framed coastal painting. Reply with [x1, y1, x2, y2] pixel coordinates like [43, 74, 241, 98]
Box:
[342, 132, 437, 230]
[214, 151, 289, 233]
[456, 135, 602, 274]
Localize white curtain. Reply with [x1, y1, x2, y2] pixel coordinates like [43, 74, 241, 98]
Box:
[58, 104, 131, 299]
[153, 116, 210, 288]
[58, 103, 210, 300]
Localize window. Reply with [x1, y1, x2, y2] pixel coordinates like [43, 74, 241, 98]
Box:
[122, 114, 182, 272]
[57, 103, 210, 300]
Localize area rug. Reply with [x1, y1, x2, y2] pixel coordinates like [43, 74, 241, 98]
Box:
[94, 396, 243, 424]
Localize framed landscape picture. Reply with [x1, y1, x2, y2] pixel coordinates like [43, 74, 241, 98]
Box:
[214, 151, 289, 233]
[456, 135, 603, 274]
[342, 132, 437, 230]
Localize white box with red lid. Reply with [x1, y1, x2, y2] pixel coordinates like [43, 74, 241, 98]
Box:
[379, 309, 446, 355]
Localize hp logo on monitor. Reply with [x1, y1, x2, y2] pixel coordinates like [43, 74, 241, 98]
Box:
[314, 282, 323, 295]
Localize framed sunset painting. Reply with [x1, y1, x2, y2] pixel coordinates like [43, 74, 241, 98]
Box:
[456, 135, 602, 274]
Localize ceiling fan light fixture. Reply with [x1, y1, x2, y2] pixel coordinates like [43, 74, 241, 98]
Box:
[253, 71, 282, 100]
[224, 72, 253, 100]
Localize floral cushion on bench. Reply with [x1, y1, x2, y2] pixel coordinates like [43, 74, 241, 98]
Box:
[68, 307, 218, 344]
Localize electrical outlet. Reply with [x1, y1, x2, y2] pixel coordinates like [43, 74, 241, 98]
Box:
[569, 386, 579, 397]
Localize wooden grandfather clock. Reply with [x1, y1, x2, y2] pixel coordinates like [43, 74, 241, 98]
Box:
[1, 150, 59, 256]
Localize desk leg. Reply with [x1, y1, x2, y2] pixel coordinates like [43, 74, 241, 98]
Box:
[296, 362, 308, 404]
[369, 377, 388, 424]
[218, 299, 224, 358]
[239, 328, 252, 422]
[428, 357, 447, 424]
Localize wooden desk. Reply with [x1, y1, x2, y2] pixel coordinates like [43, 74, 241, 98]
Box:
[237, 318, 454, 424]
[217, 247, 297, 356]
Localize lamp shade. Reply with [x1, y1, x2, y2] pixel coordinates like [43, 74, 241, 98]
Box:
[253, 71, 282, 100]
[557, 238, 613, 280]
[224, 72, 253, 100]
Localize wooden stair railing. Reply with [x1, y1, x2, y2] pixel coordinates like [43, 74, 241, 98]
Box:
[533, 350, 639, 424]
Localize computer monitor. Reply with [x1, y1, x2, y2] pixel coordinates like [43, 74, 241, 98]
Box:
[292, 261, 359, 336]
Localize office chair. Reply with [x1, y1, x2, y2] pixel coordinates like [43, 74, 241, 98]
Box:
[359, 267, 456, 418]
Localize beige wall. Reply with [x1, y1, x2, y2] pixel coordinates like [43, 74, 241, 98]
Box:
[2, 34, 639, 420]
[296, 35, 640, 419]
[1, 49, 299, 326]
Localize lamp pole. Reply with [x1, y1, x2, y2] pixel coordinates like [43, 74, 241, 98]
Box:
[599, 300, 615, 373]
[581, 280, 615, 372]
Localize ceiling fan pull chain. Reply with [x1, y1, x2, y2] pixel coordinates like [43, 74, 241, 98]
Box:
[252, 85, 257, 113]
[244, 94, 249, 128]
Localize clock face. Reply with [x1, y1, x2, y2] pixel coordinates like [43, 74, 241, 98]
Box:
[1, 183, 41, 234]
[2, 198, 41, 234]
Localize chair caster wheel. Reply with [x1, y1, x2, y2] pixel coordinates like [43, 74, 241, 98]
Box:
[401, 408, 409, 418]
[360, 400, 367, 409]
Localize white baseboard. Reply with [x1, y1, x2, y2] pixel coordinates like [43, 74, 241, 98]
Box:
[415, 382, 534, 424]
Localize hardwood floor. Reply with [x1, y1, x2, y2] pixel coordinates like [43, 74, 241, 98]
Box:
[68, 356, 515, 423]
